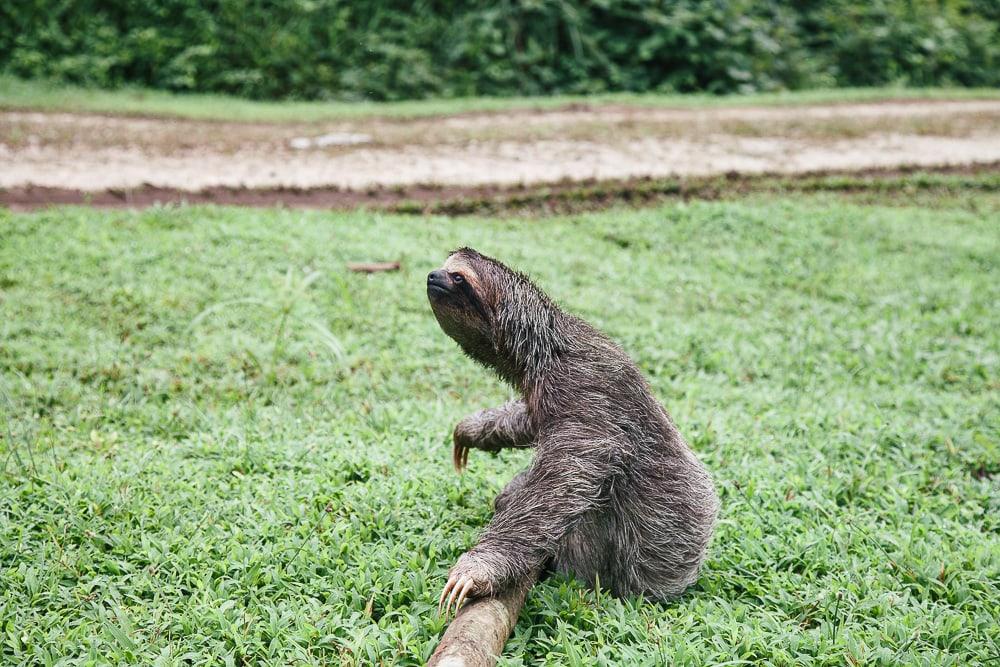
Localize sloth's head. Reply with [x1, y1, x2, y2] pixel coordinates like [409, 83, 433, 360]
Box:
[427, 247, 563, 381]
[426, 247, 504, 354]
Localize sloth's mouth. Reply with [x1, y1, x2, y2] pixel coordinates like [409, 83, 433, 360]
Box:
[427, 284, 450, 297]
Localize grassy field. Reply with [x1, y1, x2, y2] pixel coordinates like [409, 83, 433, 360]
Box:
[1, 194, 998, 665]
[4, 75, 1000, 122]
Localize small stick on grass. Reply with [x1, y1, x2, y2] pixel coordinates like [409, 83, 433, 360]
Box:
[428, 570, 538, 667]
[347, 261, 400, 273]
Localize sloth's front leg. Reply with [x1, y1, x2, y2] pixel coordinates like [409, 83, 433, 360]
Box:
[452, 400, 536, 471]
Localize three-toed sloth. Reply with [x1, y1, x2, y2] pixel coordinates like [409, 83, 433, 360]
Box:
[427, 248, 719, 614]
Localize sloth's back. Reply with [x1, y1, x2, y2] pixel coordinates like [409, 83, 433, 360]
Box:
[551, 333, 719, 599]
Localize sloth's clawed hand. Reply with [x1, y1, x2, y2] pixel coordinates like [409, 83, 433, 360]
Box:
[438, 554, 493, 616]
[451, 419, 477, 472]
[451, 417, 490, 472]
[452, 432, 472, 472]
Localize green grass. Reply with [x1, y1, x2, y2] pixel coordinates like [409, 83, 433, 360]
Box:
[4, 75, 1000, 122]
[1, 195, 998, 665]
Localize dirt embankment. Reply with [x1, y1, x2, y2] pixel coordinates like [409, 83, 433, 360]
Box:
[2, 98, 1000, 205]
[3, 163, 997, 215]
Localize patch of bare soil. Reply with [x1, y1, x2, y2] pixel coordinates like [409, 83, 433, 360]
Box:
[3, 163, 997, 214]
[2, 99, 1000, 195]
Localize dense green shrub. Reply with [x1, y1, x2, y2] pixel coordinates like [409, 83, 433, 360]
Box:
[1, 0, 997, 101]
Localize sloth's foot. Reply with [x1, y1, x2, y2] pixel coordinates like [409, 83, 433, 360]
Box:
[438, 555, 493, 616]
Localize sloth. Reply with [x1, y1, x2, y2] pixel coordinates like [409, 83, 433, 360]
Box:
[427, 248, 719, 614]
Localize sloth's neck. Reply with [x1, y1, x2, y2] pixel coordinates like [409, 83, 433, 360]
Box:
[492, 294, 566, 390]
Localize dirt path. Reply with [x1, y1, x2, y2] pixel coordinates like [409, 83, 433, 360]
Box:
[2, 99, 1000, 193]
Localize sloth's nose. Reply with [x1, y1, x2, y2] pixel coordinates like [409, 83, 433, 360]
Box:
[427, 270, 450, 292]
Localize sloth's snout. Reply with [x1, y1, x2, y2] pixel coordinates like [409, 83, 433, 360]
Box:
[427, 270, 451, 296]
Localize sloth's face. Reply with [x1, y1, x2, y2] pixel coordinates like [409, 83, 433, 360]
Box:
[427, 250, 495, 353]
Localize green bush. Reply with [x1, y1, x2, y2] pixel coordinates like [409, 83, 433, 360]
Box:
[809, 0, 1000, 87]
[1, 0, 997, 101]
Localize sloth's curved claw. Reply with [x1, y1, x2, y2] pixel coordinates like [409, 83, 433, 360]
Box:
[454, 577, 474, 613]
[438, 574, 457, 615]
[443, 574, 468, 616]
[453, 442, 469, 473]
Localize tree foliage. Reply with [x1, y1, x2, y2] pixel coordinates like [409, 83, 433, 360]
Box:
[1, 0, 997, 101]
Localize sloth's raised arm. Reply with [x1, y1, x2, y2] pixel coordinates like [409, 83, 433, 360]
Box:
[452, 400, 536, 470]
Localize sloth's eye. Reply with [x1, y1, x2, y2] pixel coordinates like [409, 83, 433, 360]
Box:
[450, 273, 465, 284]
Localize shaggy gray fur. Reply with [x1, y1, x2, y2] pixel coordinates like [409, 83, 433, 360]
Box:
[428, 248, 719, 602]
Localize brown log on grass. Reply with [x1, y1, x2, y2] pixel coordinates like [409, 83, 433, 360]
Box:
[428, 571, 538, 667]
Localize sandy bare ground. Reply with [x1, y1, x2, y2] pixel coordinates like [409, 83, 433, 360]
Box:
[2, 99, 1000, 192]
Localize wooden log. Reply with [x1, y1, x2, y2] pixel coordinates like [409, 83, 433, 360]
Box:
[428, 572, 538, 667]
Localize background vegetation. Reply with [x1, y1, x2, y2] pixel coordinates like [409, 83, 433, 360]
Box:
[7, 75, 1000, 123]
[1, 192, 998, 664]
[2, 0, 998, 102]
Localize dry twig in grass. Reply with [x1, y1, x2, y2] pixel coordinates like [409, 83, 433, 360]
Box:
[347, 261, 401, 273]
